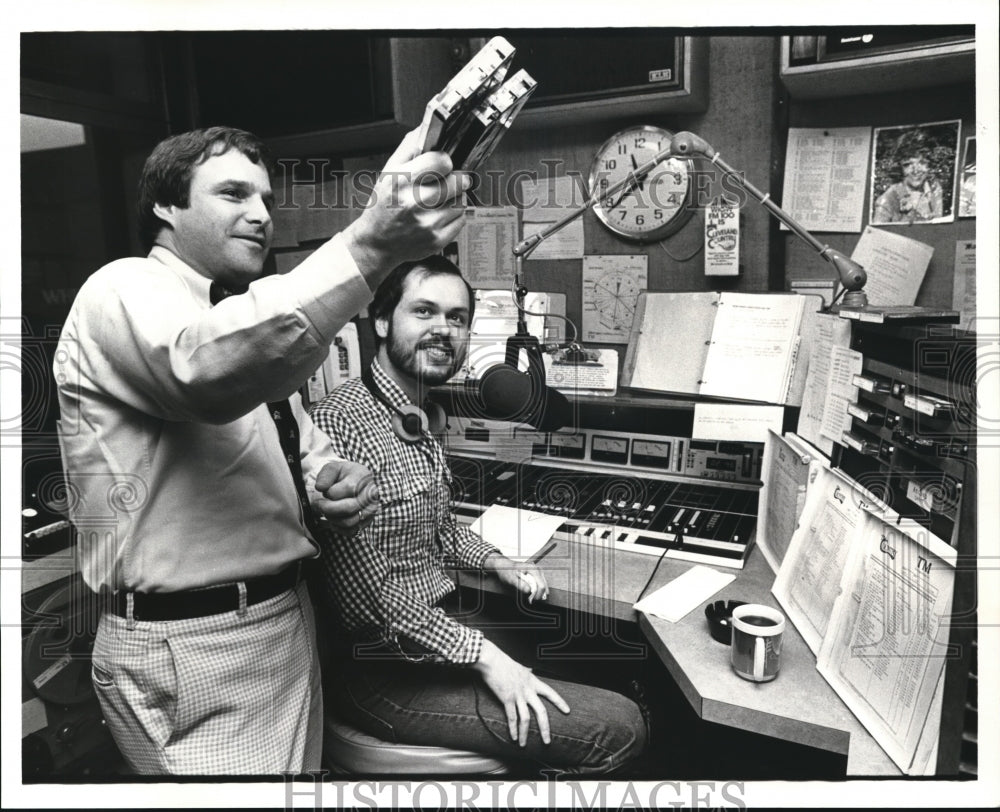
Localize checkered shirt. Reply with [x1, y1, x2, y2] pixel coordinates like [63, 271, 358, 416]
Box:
[310, 360, 498, 664]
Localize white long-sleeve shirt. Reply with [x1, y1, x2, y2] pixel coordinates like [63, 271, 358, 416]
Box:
[55, 236, 372, 592]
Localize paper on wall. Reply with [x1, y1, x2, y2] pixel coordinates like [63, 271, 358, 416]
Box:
[952, 239, 976, 331]
[782, 126, 871, 233]
[850, 226, 933, 307]
[450, 206, 519, 288]
[519, 175, 587, 260]
[581, 255, 648, 344]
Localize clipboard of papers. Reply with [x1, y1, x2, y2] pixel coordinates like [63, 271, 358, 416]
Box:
[816, 510, 955, 774]
[771, 462, 956, 774]
[622, 292, 813, 406]
[755, 430, 825, 574]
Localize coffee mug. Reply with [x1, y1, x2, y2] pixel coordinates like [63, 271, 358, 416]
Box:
[731, 604, 785, 682]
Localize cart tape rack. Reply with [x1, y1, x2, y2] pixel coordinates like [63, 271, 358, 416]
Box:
[417, 36, 537, 172]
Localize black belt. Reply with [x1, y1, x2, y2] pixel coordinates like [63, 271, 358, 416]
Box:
[108, 563, 301, 622]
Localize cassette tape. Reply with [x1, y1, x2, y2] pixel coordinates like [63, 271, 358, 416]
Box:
[416, 36, 535, 173]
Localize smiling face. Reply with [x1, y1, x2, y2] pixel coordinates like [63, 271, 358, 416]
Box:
[152, 148, 274, 290]
[375, 269, 471, 400]
[902, 155, 930, 190]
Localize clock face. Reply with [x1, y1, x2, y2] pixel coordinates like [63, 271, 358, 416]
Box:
[589, 125, 694, 241]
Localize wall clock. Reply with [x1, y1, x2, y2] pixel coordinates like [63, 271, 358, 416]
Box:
[588, 124, 695, 242]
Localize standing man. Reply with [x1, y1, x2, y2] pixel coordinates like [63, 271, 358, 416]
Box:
[310, 256, 647, 775]
[54, 126, 469, 774]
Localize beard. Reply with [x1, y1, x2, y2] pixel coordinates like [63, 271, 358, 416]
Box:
[385, 324, 465, 389]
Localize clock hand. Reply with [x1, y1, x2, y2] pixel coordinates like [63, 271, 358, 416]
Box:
[630, 155, 646, 192]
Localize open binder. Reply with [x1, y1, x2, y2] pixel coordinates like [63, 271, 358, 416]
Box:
[622, 292, 815, 405]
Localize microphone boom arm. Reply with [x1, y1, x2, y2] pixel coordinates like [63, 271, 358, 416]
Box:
[513, 130, 868, 308]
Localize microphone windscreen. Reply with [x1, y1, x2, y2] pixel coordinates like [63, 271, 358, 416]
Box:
[534, 386, 572, 432]
[478, 365, 532, 422]
[477, 364, 571, 431]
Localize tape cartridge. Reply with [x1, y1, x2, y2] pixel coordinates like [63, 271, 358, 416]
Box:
[417, 36, 536, 173]
[417, 36, 515, 155]
[451, 69, 538, 172]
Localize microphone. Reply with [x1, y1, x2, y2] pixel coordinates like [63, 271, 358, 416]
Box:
[474, 333, 571, 432]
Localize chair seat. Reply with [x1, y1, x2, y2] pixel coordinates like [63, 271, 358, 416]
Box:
[322, 715, 509, 775]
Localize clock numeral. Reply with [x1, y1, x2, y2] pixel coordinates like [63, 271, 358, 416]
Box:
[634, 136, 646, 148]
[666, 193, 680, 205]
[654, 209, 663, 220]
[604, 159, 617, 170]
[617, 209, 627, 220]
[617, 143, 627, 154]
[635, 214, 645, 226]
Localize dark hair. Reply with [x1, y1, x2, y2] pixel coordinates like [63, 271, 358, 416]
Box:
[136, 126, 274, 252]
[891, 128, 936, 167]
[370, 255, 475, 346]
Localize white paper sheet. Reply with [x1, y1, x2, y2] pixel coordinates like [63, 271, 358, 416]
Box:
[452, 206, 518, 288]
[817, 515, 956, 774]
[818, 346, 864, 444]
[698, 293, 805, 405]
[633, 565, 736, 623]
[519, 175, 586, 260]
[692, 403, 784, 444]
[795, 313, 854, 456]
[544, 348, 619, 395]
[782, 126, 871, 233]
[468, 504, 565, 561]
[850, 226, 934, 307]
[756, 430, 821, 574]
[581, 255, 648, 344]
[772, 465, 875, 655]
[952, 239, 976, 330]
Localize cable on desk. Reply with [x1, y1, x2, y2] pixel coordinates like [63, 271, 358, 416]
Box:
[633, 547, 672, 604]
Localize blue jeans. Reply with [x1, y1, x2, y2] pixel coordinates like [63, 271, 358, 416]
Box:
[326, 635, 647, 776]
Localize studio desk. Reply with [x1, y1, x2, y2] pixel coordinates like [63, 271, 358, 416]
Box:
[435, 394, 900, 777]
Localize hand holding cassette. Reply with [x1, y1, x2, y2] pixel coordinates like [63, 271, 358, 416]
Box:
[417, 36, 537, 172]
[344, 130, 471, 275]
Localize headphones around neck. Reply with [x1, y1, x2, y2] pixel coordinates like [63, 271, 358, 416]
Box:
[362, 369, 447, 443]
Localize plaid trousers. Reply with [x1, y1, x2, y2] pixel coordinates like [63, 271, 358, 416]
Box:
[91, 581, 322, 775]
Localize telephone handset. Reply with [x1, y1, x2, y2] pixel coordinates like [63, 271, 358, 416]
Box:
[305, 321, 361, 405]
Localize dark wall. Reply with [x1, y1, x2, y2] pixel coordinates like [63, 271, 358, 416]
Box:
[782, 81, 976, 308]
[459, 36, 783, 343]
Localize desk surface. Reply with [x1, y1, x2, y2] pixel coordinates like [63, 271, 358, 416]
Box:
[636, 547, 899, 776]
[487, 537, 900, 776]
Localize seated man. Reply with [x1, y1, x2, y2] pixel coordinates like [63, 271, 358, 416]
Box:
[310, 255, 647, 775]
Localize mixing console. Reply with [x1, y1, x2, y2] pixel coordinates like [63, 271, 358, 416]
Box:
[447, 456, 758, 568]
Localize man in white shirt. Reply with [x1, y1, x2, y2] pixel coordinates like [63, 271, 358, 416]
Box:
[54, 125, 469, 775]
